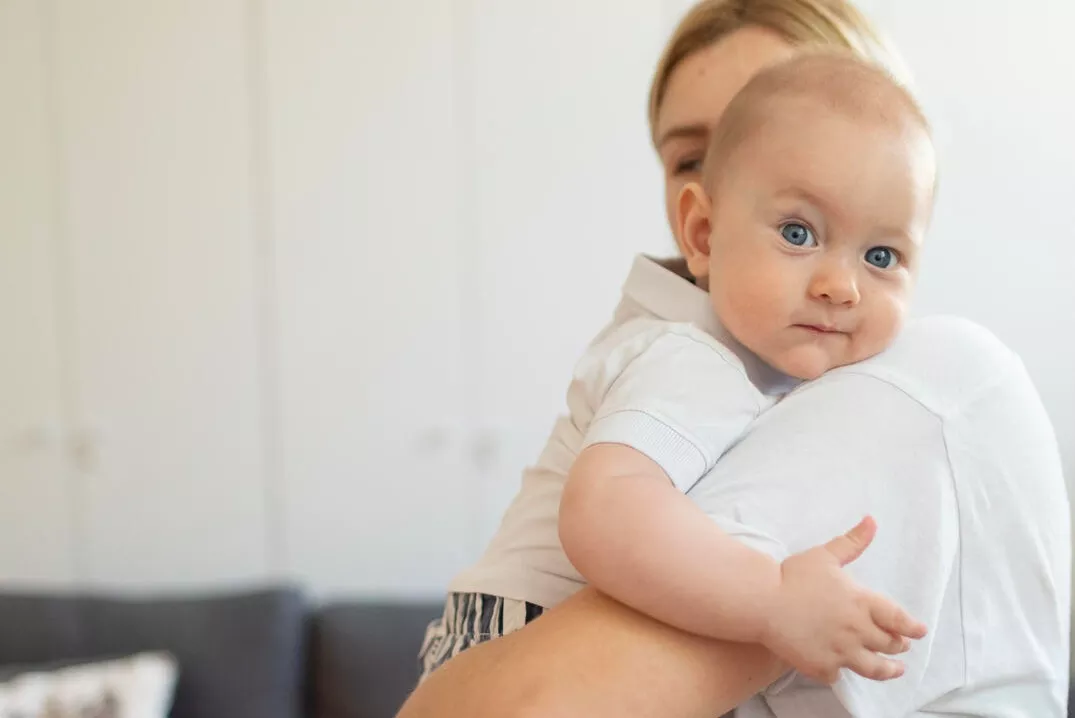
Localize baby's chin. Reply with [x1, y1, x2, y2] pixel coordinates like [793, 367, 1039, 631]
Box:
[763, 341, 892, 380]
[760, 346, 846, 382]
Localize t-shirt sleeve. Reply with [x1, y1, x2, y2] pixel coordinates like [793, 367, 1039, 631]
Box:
[579, 326, 767, 492]
[688, 371, 958, 718]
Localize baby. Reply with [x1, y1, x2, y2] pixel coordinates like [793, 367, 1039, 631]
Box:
[421, 51, 937, 686]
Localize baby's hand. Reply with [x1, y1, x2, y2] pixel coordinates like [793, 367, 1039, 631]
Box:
[760, 516, 927, 685]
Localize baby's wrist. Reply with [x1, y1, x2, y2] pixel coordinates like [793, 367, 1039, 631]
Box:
[752, 560, 786, 646]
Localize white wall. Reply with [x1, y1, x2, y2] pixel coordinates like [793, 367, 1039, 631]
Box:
[1, 0, 1072, 598]
[879, 0, 1075, 481]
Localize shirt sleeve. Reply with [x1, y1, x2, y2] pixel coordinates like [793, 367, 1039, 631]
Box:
[579, 325, 768, 493]
[687, 371, 959, 718]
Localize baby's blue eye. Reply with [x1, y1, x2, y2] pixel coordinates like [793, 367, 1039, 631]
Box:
[780, 222, 816, 247]
[865, 246, 899, 269]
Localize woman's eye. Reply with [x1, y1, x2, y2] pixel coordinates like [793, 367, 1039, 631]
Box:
[865, 246, 900, 269]
[673, 157, 703, 175]
[780, 222, 816, 247]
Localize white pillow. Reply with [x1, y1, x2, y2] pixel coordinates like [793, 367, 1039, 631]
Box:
[0, 652, 178, 718]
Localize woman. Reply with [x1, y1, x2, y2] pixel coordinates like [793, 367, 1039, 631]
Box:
[397, 1, 1071, 715]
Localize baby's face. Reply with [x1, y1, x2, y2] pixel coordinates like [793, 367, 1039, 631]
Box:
[703, 100, 935, 380]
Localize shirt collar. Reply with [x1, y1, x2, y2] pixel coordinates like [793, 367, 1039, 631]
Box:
[622, 254, 724, 336]
[622, 254, 799, 395]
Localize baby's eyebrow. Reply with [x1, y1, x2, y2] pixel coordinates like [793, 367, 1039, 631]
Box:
[878, 229, 919, 247]
[773, 187, 834, 216]
[773, 188, 923, 244]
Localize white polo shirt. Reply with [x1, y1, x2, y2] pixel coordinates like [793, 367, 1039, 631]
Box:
[449, 254, 796, 608]
[694, 316, 1072, 717]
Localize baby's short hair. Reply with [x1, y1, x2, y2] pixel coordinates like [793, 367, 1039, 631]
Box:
[703, 51, 932, 190]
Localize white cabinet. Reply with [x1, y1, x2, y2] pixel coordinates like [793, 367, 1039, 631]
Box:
[0, 0, 77, 587]
[0, 0, 271, 590]
[263, 0, 472, 596]
[0, 0, 714, 596]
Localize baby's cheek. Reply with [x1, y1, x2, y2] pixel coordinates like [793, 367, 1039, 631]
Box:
[723, 287, 777, 342]
[855, 300, 907, 361]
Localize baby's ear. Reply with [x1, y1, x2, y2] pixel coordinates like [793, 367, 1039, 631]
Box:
[677, 182, 713, 281]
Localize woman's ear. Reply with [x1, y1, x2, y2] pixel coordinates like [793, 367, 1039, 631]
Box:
[676, 182, 714, 281]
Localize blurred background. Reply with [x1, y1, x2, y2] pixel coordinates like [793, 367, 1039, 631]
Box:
[2, 0, 1073, 604]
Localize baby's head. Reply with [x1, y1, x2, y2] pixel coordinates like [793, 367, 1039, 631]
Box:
[677, 52, 936, 380]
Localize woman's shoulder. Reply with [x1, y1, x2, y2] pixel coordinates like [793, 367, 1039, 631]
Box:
[899, 315, 1015, 359]
[828, 315, 1024, 417]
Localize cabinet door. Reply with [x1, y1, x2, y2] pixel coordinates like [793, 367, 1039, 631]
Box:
[465, 0, 671, 542]
[0, 0, 76, 587]
[50, 0, 269, 588]
[264, 0, 472, 596]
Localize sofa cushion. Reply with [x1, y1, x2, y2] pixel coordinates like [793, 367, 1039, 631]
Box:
[309, 601, 441, 718]
[0, 586, 305, 718]
[0, 651, 178, 718]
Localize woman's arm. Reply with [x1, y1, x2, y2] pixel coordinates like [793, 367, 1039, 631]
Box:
[396, 587, 784, 718]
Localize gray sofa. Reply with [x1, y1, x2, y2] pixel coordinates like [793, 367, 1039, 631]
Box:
[5, 588, 1069, 717]
[0, 586, 441, 718]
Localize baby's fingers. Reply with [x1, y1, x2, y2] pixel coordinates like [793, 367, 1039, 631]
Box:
[869, 597, 927, 640]
[845, 650, 906, 682]
[861, 624, 911, 655]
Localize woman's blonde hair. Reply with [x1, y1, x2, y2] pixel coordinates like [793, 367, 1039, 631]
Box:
[648, 0, 908, 143]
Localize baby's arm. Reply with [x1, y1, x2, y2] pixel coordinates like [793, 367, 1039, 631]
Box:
[560, 443, 783, 643]
[560, 445, 926, 683]
[559, 326, 925, 682]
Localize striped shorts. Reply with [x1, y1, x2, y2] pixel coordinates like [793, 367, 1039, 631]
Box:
[417, 591, 545, 681]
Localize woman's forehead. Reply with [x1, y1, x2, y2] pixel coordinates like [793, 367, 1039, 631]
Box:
[656, 28, 796, 147]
